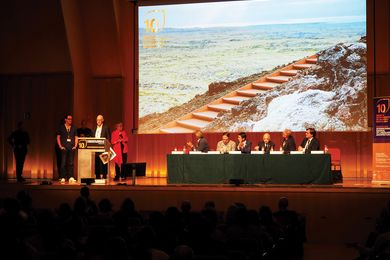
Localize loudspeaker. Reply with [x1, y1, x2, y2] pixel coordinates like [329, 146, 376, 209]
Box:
[332, 170, 343, 183]
[81, 178, 95, 185]
[229, 179, 244, 186]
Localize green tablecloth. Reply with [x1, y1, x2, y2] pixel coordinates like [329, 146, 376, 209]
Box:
[167, 154, 332, 184]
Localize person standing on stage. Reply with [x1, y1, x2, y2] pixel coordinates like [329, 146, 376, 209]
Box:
[111, 122, 128, 181]
[8, 122, 30, 183]
[187, 130, 209, 153]
[216, 132, 236, 154]
[77, 119, 92, 137]
[93, 115, 111, 179]
[255, 133, 275, 154]
[236, 132, 252, 154]
[56, 115, 78, 183]
[281, 129, 296, 154]
[298, 128, 320, 154]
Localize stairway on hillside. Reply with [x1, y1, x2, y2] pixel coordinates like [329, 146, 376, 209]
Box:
[160, 55, 318, 133]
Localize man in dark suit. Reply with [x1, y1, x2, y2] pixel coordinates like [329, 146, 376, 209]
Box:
[187, 130, 209, 153]
[236, 132, 251, 154]
[93, 115, 111, 179]
[298, 128, 320, 154]
[255, 133, 275, 154]
[8, 122, 30, 182]
[281, 129, 296, 154]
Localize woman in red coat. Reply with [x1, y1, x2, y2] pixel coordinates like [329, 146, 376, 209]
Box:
[111, 122, 128, 181]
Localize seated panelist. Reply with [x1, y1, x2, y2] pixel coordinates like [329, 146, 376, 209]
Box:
[255, 133, 275, 154]
[187, 130, 209, 153]
[281, 129, 296, 154]
[236, 132, 251, 154]
[217, 132, 236, 154]
[298, 128, 320, 154]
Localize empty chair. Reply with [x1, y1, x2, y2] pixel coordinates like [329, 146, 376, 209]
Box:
[328, 148, 343, 183]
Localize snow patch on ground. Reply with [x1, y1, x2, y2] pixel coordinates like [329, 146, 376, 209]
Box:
[248, 90, 345, 131]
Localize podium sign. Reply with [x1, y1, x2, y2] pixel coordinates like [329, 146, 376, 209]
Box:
[77, 138, 111, 183]
[372, 97, 390, 184]
[78, 138, 107, 149]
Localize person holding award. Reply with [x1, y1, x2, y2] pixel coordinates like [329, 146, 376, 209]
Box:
[93, 115, 110, 179]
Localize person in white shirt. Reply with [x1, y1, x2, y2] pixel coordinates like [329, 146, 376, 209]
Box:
[255, 133, 275, 154]
[92, 115, 111, 179]
[298, 128, 320, 154]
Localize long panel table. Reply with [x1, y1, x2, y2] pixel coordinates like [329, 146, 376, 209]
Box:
[167, 154, 332, 184]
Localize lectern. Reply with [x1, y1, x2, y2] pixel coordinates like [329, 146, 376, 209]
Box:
[77, 137, 111, 183]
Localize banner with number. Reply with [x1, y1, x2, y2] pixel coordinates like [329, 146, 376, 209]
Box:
[373, 97, 390, 183]
[374, 97, 390, 142]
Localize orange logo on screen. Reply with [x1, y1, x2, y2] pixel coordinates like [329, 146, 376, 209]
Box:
[144, 10, 166, 33]
[376, 98, 390, 114]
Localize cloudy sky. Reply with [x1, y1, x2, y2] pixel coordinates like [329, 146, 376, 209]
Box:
[139, 0, 366, 28]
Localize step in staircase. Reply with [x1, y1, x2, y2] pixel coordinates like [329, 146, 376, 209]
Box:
[159, 55, 318, 133]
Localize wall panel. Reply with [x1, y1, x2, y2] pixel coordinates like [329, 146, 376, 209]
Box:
[0, 74, 73, 179]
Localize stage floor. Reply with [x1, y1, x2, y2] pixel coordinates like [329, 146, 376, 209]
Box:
[5, 177, 390, 190]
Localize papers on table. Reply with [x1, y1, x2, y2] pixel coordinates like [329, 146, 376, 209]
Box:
[311, 151, 325, 154]
[189, 151, 202, 154]
[251, 151, 264, 154]
[290, 151, 304, 155]
[171, 151, 184, 154]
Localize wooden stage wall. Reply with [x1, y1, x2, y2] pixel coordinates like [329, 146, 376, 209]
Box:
[1, 183, 389, 245]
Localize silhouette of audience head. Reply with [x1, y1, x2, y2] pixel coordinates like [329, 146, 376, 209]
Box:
[180, 200, 191, 213]
[204, 201, 216, 210]
[121, 198, 136, 213]
[171, 245, 194, 260]
[278, 197, 289, 210]
[98, 198, 112, 213]
[259, 206, 273, 225]
[17, 190, 32, 210]
[80, 186, 90, 198]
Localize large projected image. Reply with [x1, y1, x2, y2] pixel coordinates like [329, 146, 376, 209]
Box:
[138, 0, 366, 134]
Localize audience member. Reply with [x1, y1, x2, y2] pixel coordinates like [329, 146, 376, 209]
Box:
[0, 189, 308, 260]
